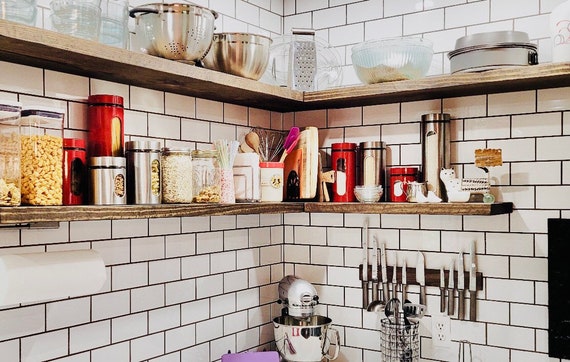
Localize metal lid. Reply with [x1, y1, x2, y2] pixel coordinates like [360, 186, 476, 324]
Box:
[421, 113, 451, 122]
[89, 156, 126, 167]
[449, 31, 536, 58]
[192, 149, 218, 158]
[125, 140, 162, 151]
[88, 94, 124, 106]
[360, 141, 386, 149]
[332, 142, 357, 150]
[64, 138, 86, 149]
[162, 147, 192, 154]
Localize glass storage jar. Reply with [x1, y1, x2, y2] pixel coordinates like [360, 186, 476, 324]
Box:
[20, 106, 64, 205]
[191, 149, 220, 203]
[0, 100, 22, 206]
[161, 147, 193, 203]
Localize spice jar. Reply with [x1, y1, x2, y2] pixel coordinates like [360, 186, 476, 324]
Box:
[20, 106, 65, 206]
[125, 141, 162, 204]
[87, 94, 124, 158]
[331, 142, 357, 202]
[0, 100, 22, 206]
[63, 138, 86, 205]
[89, 156, 127, 205]
[388, 167, 418, 202]
[161, 147, 193, 203]
[191, 150, 220, 203]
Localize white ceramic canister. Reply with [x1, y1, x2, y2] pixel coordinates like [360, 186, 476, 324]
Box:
[551, 0, 570, 62]
[260, 161, 283, 202]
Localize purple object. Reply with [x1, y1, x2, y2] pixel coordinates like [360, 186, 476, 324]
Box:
[221, 351, 280, 362]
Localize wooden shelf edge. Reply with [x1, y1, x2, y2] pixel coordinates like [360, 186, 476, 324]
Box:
[303, 202, 514, 215]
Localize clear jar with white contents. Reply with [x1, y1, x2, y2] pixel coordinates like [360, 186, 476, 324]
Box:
[0, 100, 22, 206]
[161, 148, 193, 203]
[191, 150, 220, 203]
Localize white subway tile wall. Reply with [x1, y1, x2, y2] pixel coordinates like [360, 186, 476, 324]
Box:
[0, 0, 567, 361]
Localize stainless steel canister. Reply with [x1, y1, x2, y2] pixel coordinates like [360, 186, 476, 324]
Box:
[89, 156, 127, 205]
[359, 141, 386, 201]
[125, 141, 162, 204]
[421, 113, 451, 200]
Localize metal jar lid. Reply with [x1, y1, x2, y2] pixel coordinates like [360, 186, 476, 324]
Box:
[360, 141, 386, 149]
[421, 113, 451, 123]
[125, 140, 162, 152]
[89, 156, 126, 168]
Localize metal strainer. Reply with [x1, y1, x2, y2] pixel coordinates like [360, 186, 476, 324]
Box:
[130, 3, 218, 63]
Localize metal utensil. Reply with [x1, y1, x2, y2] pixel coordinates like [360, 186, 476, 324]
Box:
[402, 302, 426, 323]
[416, 251, 426, 305]
[457, 251, 465, 320]
[381, 242, 389, 303]
[448, 259, 455, 316]
[384, 297, 401, 324]
[371, 236, 379, 302]
[392, 264, 398, 300]
[289, 28, 317, 91]
[440, 266, 446, 313]
[402, 259, 407, 302]
[361, 219, 369, 309]
[469, 240, 477, 321]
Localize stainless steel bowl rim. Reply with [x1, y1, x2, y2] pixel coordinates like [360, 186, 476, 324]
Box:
[351, 37, 433, 54]
[212, 32, 273, 45]
[129, 2, 218, 19]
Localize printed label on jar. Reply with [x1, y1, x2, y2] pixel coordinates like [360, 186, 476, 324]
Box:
[261, 173, 283, 189]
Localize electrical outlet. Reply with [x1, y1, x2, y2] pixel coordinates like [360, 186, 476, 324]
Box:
[432, 314, 452, 348]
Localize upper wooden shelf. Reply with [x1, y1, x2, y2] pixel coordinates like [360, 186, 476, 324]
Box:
[1, 20, 570, 112]
[0, 202, 513, 225]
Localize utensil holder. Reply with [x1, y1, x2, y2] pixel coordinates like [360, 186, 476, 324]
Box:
[380, 316, 420, 362]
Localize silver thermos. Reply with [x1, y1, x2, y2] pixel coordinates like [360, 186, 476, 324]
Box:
[125, 141, 162, 204]
[421, 113, 451, 200]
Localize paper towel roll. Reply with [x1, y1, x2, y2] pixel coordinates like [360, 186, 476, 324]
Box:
[0, 249, 106, 306]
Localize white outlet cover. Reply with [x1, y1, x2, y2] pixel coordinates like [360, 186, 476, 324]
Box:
[431, 314, 452, 348]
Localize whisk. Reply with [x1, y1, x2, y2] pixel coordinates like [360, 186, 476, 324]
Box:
[252, 128, 285, 162]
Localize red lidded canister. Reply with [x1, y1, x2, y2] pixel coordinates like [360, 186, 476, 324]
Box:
[331, 142, 357, 202]
[87, 94, 124, 158]
[388, 167, 418, 202]
[63, 138, 86, 205]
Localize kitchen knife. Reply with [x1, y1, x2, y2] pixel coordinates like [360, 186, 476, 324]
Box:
[440, 266, 445, 313]
[402, 260, 408, 302]
[361, 219, 369, 309]
[381, 242, 389, 303]
[371, 236, 379, 303]
[457, 251, 465, 320]
[416, 251, 426, 305]
[447, 259, 455, 316]
[392, 264, 398, 300]
[469, 240, 477, 321]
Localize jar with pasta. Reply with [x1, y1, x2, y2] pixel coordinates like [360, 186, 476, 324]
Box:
[191, 149, 220, 203]
[20, 106, 64, 206]
[161, 147, 192, 203]
[0, 100, 22, 206]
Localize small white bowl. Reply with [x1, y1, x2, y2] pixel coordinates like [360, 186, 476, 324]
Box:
[354, 185, 383, 203]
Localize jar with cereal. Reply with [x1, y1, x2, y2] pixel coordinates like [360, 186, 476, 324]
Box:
[191, 149, 220, 203]
[20, 106, 64, 206]
[0, 100, 22, 207]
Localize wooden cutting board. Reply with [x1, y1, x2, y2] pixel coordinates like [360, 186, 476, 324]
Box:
[296, 127, 319, 199]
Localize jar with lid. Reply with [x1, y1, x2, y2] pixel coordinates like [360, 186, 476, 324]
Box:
[359, 141, 386, 201]
[331, 142, 357, 202]
[0, 100, 22, 206]
[88, 156, 126, 205]
[63, 138, 87, 205]
[125, 140, 162, 205]
[388, 167, 418, 202]
[87, 94, 124, 158]
[20, 106, 65, 205]
[191, 150, 220, 203]
[161, 147, 193, 203]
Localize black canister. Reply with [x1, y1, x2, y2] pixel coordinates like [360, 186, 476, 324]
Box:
[359, 141, 386, 201]
[421, 113, 451, 200]
[125, 141, 162, 204]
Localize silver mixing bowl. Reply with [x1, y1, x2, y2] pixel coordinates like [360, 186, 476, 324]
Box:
[130, 3, 218, 63]
[202, 33, 272, 80]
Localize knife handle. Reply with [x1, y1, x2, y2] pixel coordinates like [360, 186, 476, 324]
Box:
[458, 289, 465, 320]
[372, 281, 379, 302]
[382, 282, 389, 303]
[469, 290, 477, 321]
[440, 288, 446, 313]
[362, 281, 369, 309]
[402, 286, 407, 303]
[447, 288, 455, 316]
[420, 285, 426, 306]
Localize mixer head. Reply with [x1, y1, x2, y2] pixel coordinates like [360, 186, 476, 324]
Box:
[277, 275, 319, 318]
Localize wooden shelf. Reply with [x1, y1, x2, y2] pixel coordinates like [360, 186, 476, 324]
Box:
[2, 20, 570, 111]
[0, 202, 513, 225]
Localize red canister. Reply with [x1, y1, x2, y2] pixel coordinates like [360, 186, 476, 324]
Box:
[87, 94, 124, 158]
[388, 167, 418, 202]
[63, 138, 86, 205]
[331, 143, 357, 202]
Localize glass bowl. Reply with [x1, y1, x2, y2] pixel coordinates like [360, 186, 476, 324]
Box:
[354, 185, 383, 203]
[351, 37, 433, 84]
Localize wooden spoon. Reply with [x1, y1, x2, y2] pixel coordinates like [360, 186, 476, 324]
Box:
[245, 131, 261, 156]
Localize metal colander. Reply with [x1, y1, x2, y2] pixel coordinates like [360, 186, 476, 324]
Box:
[130, 3, 218, 63]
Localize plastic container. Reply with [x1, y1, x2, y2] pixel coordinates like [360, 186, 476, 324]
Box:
[331, 142, 357, 202]
[0, 0, 38, 25]
[89, 156, 126, 205]
[161, 147, 193, 203]
[63, 138, 86, 205]
[20, 106, 65, 206]
[260, 161, 283, 202]
[99, 0, 129, 48]
[50, 0, 102, 41]
[191, 150, 220, 203]
[0, 100, 22, 206]
[87, 94, 124, 158]
[125, 140, 162, 205]
[388, 167, 418, 202]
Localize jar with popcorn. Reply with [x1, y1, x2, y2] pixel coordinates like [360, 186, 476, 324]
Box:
[191, 149, 220, 203]
[0, 100, 23, 207]
[20, 106, 64, 205]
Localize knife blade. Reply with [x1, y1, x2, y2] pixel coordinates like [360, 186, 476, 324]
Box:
[469, 240, 477, 321]
[440, 266, 446, 313]
[416, 251, 426, 305]
[402, 260, 408, 302]
[381, 242, 389, 303]
[361, 219, 369, 309]
[392, 264, 398, 300]
[457, 250, 465, 320]
[371, 236, 379, 303]
[447, 259, 455, 316]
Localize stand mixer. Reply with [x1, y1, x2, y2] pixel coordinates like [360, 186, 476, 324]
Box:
[273, 275, 340, 362]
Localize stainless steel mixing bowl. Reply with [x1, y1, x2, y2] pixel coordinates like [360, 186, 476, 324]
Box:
[202, 32, 272, 80]
[130, 3, 218, 63]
